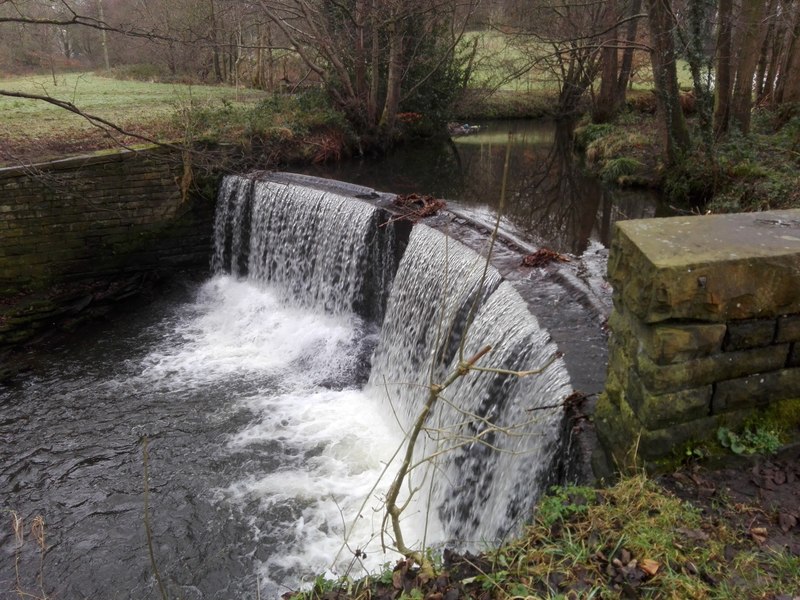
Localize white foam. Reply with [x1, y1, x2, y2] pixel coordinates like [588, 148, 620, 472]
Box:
[223, 386, 443, 593]
[132, 274, 439, 594]
[137, 276, 362, 390]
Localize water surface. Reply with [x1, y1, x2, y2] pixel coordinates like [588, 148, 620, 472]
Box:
[301, 119, 668, 254]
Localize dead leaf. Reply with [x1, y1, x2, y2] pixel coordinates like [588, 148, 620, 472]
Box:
[778, 512, 798, 533]
[639, 559, 660, 576]
[392, 569, 403, 589]
[676, 526, 709, 542]
[750, 526, 768, 545]
[521, 248, 570, 267]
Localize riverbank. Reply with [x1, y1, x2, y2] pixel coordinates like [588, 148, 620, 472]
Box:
[285, 463, 800, 600]
[575, 102, 800, 213]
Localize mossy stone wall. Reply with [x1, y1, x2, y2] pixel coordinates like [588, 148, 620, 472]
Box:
[595, 210, 800, 466]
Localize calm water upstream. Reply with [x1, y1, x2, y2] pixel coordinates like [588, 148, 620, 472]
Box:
[300, 119, 669, 255]
[2, 120, 655, 599]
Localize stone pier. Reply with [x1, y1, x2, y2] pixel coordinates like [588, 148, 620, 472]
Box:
[595, 210, 800, 467]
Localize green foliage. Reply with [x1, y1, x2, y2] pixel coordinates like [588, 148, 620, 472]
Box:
[601, 157, 644, 184]
[717, 426, 782, 456]
[663, 150, 716, 205]
[535, 484, 597, 528]
[397, 27, 472, 135]
[574, 123, 615, 150]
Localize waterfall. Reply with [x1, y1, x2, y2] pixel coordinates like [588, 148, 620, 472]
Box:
[213, 173, 573, 549]
[213, 175, 396, 320]
[367, 226, 571, 545]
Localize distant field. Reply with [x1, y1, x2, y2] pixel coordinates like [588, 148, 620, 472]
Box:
[464, 31, 695, 93]
[0, 72, 266, 162]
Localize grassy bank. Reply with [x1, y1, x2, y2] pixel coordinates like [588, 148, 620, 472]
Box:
[288, 471, 800, 600]
[0, 72, 356, 166]
[575, 103, 800, 213]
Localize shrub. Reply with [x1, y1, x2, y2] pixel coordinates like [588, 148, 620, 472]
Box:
[601, 156, 644, 184]
[105, 63, 167, 82]
[574, 122, 615, 150]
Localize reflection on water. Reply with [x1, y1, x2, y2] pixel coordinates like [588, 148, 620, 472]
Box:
[300, 120, 669, 255]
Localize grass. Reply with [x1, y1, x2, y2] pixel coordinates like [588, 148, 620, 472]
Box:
[287, 473, 800, 600]
[0, 71, 267, 162]
[462, 31, 561, 94]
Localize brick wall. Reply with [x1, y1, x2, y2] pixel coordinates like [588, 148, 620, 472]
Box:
[0, 147, 222, 357]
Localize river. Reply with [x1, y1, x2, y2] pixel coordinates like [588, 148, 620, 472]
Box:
[1, 119, 656, 599]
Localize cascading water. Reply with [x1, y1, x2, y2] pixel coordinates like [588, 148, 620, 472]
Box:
[367, 226, 571, 545]
[1, 173, 576, 599]
[213, 176, 396, 320]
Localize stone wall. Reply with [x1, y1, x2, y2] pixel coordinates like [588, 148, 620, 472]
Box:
[595, 210, 800, 467]
[0, 147, 215, 293]
[0, 147, 219, 354]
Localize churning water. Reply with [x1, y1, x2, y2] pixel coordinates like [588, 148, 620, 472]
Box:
[1, 174, 573, 599]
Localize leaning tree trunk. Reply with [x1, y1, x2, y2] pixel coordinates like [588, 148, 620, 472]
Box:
[762, 2, 788, 104]
[778, 2, 800, 104]
[755, 0, 778, 102]
[646, 0, 691, 164]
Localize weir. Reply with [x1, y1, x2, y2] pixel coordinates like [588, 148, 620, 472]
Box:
[0, 169, 608, 599]
[213, 173, 597, 547]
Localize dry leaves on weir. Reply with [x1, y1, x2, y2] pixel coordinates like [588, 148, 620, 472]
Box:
[521, 248, 570, 267]
[391, 193, 447, 222]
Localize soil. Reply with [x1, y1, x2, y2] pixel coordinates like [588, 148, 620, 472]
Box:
[658, 449, 800, 560]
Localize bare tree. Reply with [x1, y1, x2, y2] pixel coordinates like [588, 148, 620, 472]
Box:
[646, 0, 691, 164]
[254, 0, 478, 139]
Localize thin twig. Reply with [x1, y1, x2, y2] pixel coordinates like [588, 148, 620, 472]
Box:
[142, 436, 169, 600]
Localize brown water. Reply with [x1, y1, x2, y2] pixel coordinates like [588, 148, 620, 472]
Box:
[299, 119, 669, 255]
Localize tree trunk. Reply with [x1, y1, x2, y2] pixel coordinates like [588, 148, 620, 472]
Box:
[755, 0, 778, 102]
[381, 21, 403, 133]
[616, 0, 643, 102]
[593, 2, 620, 122]
[367, 0, 381, 128]
[730, 0, 768, 134]
[97, 0, 110, 70]
[713, 0, 733, 136]
[646, 0, 691, 164]
[266, 23, 275, 92]
[209, 0, 223, 83]
[354, 0, 367, 100]
[778, 3, 800, 103]
[762, 1, 789, 103]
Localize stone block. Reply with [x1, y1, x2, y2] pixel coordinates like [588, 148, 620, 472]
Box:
[638, 345, 789, 394]
[777, 315, 800, 343]
[609, 309, 727, 365]
[637, 410, 751, 461]
[594, 392, 749, 463]
[646, 322, 727, 364]
[712, 367, 800, 413]
[724, 319, 777, 350]
[790, 344, 800, 368]
[593, 392, 643, 467]
[609, 210, 800, 323]
[627, 370, 711, 429]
